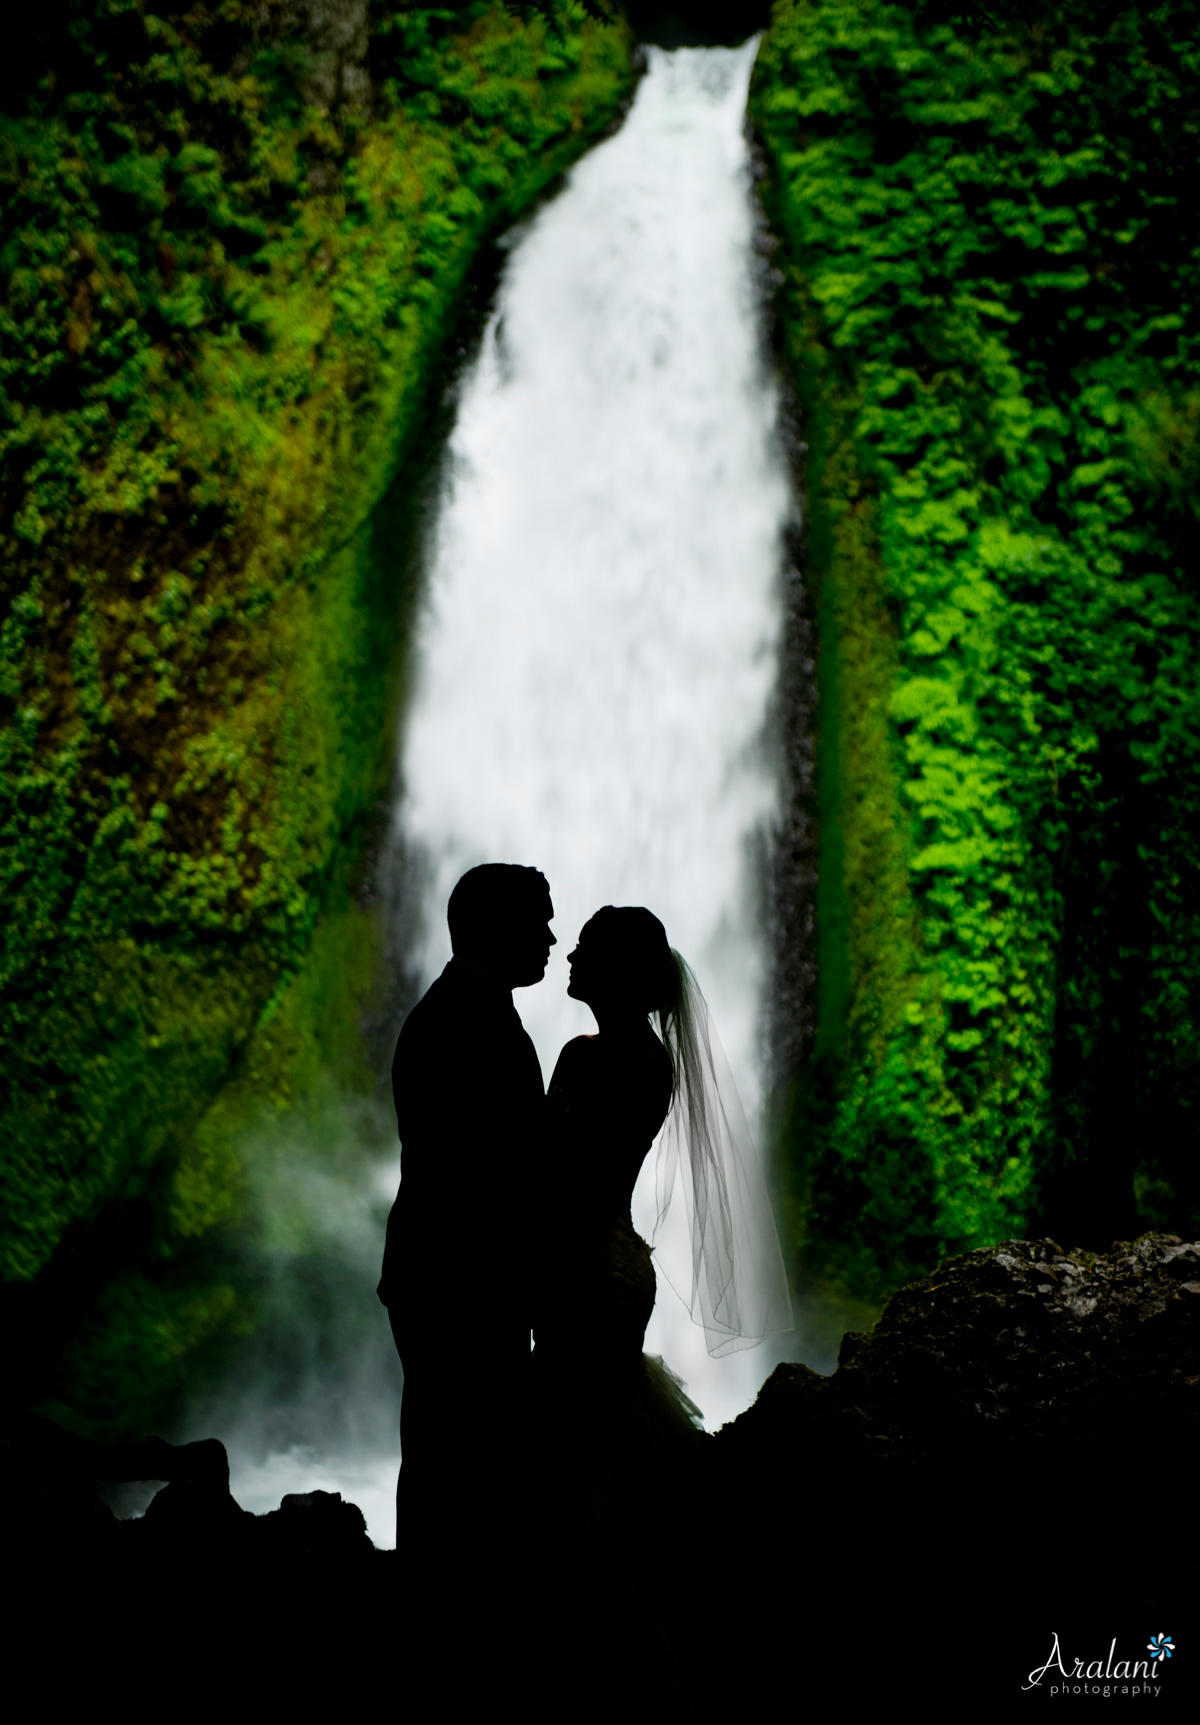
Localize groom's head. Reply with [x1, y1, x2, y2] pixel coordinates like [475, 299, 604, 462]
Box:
[448, 864, 555, 988]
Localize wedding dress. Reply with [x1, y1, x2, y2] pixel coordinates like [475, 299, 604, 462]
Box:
[531, 1025, 706, 1500]
[528, 937, 792, 1562]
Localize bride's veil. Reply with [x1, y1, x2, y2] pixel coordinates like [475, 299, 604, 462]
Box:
[653, 953, 794, 1357]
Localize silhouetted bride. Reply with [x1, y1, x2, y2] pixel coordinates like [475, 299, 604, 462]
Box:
[530, 905, 792, 1555]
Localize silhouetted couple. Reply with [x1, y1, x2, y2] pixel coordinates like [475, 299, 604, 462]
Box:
[378, 862, 790, 1658]
[379, 869, 692, 1538]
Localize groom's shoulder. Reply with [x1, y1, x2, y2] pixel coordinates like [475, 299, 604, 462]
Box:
[396, 963, 459, 1041]
[394, 960, 506, 1051]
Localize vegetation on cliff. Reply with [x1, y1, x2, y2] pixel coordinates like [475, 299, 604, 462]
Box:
[753, 0, 1200, 1296]
[10, 0, 1196, 1423]
[1, 0, 633, 1429]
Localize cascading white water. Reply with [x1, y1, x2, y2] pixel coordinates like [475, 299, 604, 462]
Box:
[187, 38, 798, 1552]
[397, 39, 794, 1433]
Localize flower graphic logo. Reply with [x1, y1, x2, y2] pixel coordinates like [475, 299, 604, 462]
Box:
[1148, 1634, 1175, 1663]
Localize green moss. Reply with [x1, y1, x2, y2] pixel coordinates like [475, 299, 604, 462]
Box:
[2, 2, 634, 1427]
[168, 895, 384, 1242]
[47, 1270, 240, 1438]
[754, 0, 1200, 1297]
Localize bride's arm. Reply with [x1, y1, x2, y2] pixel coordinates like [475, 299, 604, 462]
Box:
[545, 1036, 593, 1136]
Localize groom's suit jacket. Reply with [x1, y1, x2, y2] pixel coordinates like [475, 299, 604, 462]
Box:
[379, 957, 544, 1349]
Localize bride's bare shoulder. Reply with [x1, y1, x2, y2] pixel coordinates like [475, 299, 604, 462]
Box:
[549, 1034, 597, 1086]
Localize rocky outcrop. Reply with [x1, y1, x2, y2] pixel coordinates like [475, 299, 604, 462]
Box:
[719, 1232, 1200, 1468]
[15, 1233, 1197, 1551]
[717, 1233, 1197, 1695]
[10, 1235, 1194, 1699]
[9, 1411, 378, 1571]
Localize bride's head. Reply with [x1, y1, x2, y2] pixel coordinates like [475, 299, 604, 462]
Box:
[567, 906, 680, 1029]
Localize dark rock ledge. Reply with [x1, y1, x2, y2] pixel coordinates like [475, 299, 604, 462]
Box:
[720, 1231, 1200, 1470]
[9, 1419, 378, 1566]
[8, 1234, 1196, 1697]
[11, 1233, 1198, 1551]
[716, 1231, 1198, 1693]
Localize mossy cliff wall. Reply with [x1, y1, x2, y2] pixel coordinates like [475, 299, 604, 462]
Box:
[10, 0, 1196, 1425]
[1, 1, 634, 1429]
[752, 0, 1200, 1298]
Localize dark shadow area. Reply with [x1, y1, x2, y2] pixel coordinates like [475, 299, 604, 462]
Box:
[10, 1232, 1194, 1705]
[716, 1233, 1198, 1702]
[628, 1, 771, 48]
[1034, 737, 1200, 1249]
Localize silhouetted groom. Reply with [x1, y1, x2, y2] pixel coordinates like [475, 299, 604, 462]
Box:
[379, 863, 553, 1566]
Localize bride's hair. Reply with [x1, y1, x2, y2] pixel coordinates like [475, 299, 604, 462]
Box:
[579, 906, 679, 1019]
[580, 906, 708, 1118]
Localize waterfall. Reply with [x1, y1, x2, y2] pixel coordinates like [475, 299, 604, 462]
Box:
[186, 38, 798, 1551]
[397, 39, 793, 1432]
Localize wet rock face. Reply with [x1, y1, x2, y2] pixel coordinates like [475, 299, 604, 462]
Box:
[7, 1414, 378, 1570]
[266, 1489, 373, 1559]
[258, 0, 371, 113]
[721, 1235, 1200, 1468]
[119, 1471, 374, 1565]
[715, 1235, 1197, 1675]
